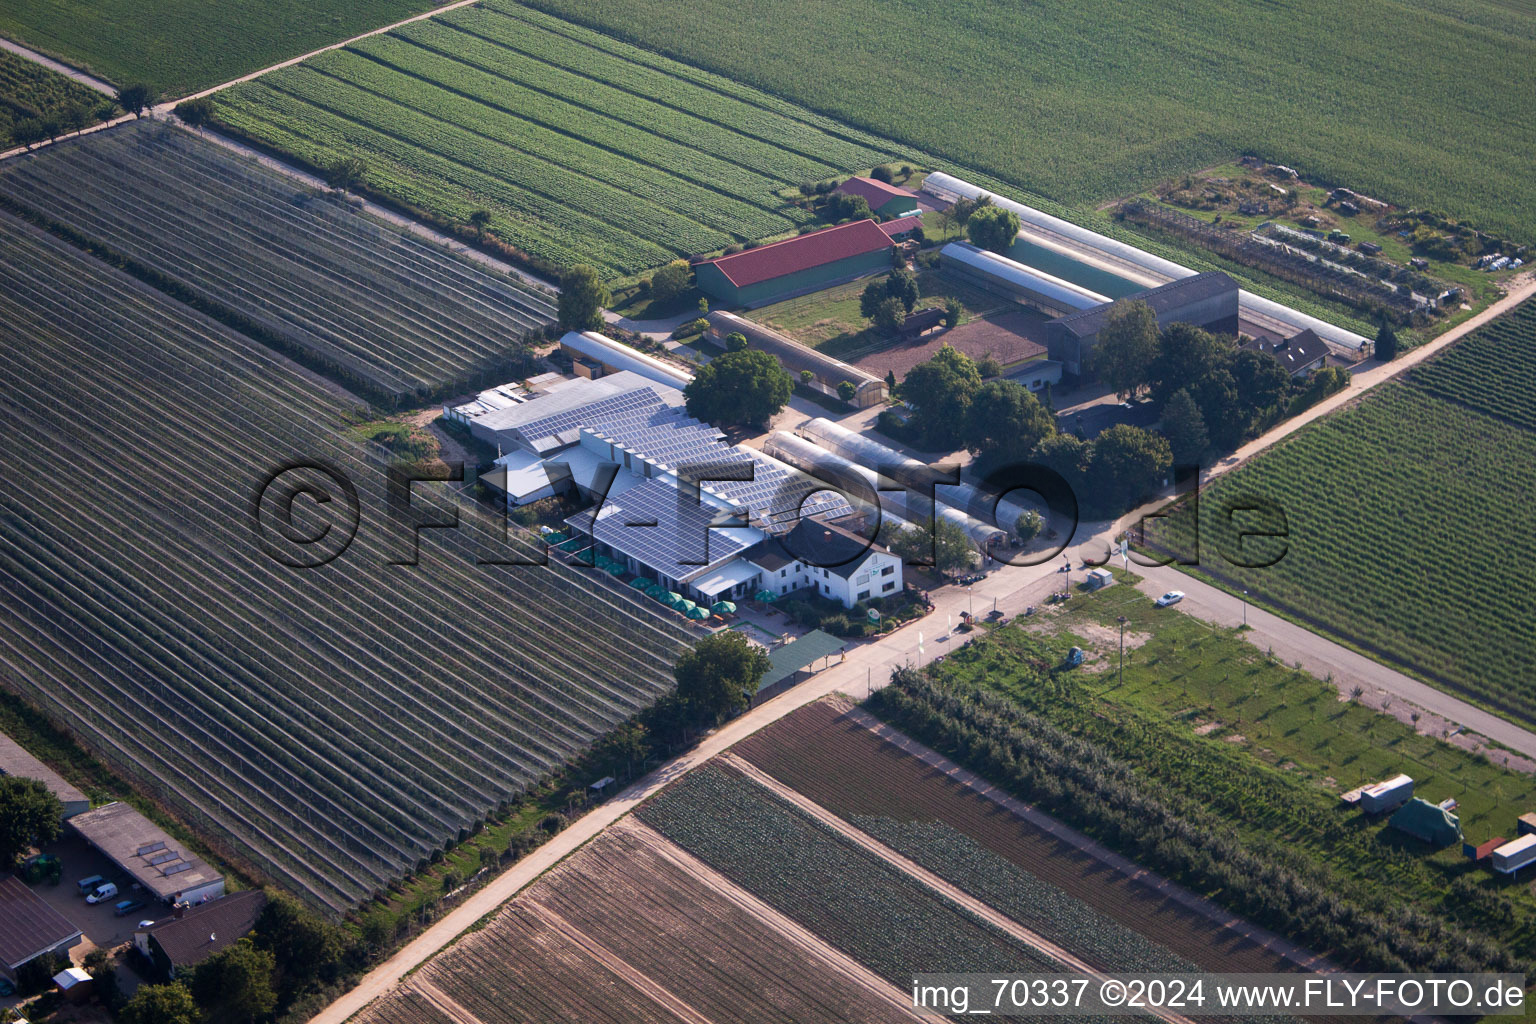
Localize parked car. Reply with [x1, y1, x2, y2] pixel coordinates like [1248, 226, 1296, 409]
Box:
[114, 898, 146, 917]
[85, 881, 119, 904]
[75, 874, 105, 896]
[1155, 590, 1185, 607]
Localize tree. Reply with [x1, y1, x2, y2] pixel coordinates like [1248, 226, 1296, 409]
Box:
[61, 102, 90, 135]
[467, 209, 492, 239]
[872, 295, 906, 334]
[116, 83, 152, 118]
[884, 369, 897, 394]
[887, 518, 976, 575]
[1375, 319, 1399, 361]
[837, 380, 857, 403]
[965, 205, 1021, 253]
[1149, 322, 1233, 408]
[648, 259, 691, 305]
[673, 631, 770, 722]
[870, 165, 894, 183]
[1191, 366, 1245, 450]
[1231, 347, 1290, 415]
[950, 193, 991, 227]
[1015, 509, 1044, 542]
[323, 155, 366, 195]
[902, 344, 981, 448]
[1086, 424, 1171, 513]
[887, 268, 919, 312]
[1037, 433, 1089, 486]
[963, 379, 1055, 465]
[174, 97, 214, 128]
[0, 777, 62, 867]
[1092, 301, 1158, 400]
[942, 296, 962, 328]
[253, 889, 347, 994]
[557, 264, 609, 332]
[683, 348, 792, 427]
[723, 331, 748, 353]
[1160, 388, 1208, 464]
[189, 939, 277, 1024]
[823, 192, 871, 222]
[359, 911, 393, 952]
[859, 278, 888, 319]
[119, 983, 198, 1024]
[11, 118, 45, 149]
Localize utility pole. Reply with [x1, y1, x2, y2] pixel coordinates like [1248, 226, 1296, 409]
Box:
[968, 586, 974, 618]
[1242, 589, 1248, 627]
[1118, 614, 1128, 689]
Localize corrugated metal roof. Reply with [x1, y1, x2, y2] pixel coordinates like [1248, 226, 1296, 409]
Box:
[70, 802, 220, 901]
[1050, 271, 1238, 338]
[940, 243, 1108, 312]
[759, 629, 846, 690]
[700, 221, 892, 289]
[838, 177, 918, 210]
[878, 215, 924, 237]
[0, 876, 81, 970]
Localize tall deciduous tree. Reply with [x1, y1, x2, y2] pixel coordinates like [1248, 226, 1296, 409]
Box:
[674, 630, 770, 722]
[116, 83, 152, 118]
[901, 344, 982, 449]
[119, 983, 199, 1024]
[964, 379, 1056, 467]
[1232, 347, 1290, 414]
[683, 348, 792, 427]
[557, 264, 609, 331]
[1093, 300, 1159, 400]
[964, 205, 1021, 253]
[174, 97, 214, 128]
[872, 295, 906, 334]
[323, 156, 366, 195]
[1160, 387, 1208, 464]
[0, 776, 62, 867]
[648, 259, 692, 304]
[887, 517, 976, 574]
[189, 939, 277, 1024]
[1086, 424, 1171, 513]
[1149, 322, 1233, 408]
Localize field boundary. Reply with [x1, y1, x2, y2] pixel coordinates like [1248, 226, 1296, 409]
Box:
[836, 706, 1336, 975]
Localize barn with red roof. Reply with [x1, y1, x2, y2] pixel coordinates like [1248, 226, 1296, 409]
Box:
[694, 220, 895, 306]
[835, 176, 922, 218]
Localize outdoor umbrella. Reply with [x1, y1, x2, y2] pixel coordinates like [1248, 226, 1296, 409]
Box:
[686, 606, 710, 620]
[710, 601, 736, 615]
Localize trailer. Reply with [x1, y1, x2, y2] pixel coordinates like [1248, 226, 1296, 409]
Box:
[1491, 835, 1536, 875]
[1359, 774, 1413, 815]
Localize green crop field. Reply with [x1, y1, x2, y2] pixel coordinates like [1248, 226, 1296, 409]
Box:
[526, 0, 1536, 246]
[211, 0, 906, 277]
[0, 0, 431, 95]
[0, 48, 114, 147]
[1146, 297, 1536, 723]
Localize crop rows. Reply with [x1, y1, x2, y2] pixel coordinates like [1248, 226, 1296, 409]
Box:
[524, 0, 1536, 244]
[0, 49, 114, 147]
[355, 824, 917, 1024]
[736, 701, 1303, 977]
[0, 120, 555, 402]
[213, 0, 904, 276]
[1147, 298, 1536, 720]
[0, 208, 691, 913]
[636, 761, 1072, 985]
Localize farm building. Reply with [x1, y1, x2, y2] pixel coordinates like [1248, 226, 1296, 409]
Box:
[835, 177, 922, 218]
[558, 331, 693, 391]
[704, 311, 886, 408]
[1519, 812, 1536, 837]
[70, 802, 223, 906]
[694, 221, 894, 307]
[940, 243, 1110, 317]
[753, 629, 847, 705]
[470, 371, 683, 456]
[1389, 798, 1461, 846]
[0, 876, 82, 983]
[1044, 272, 1240, 377]
[0, 730, 89, 818]
[134, 890, 267, 981]
[1241, 328, 1329, 378]
[878, 215, 924, 241]
[744, 517, 903, 608]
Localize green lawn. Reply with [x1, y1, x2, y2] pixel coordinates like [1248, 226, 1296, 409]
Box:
[749, 268, 1004, 358]
[525, 0, 1536, 246]
[0, 0, 434, 95]
[932, 578, 1536, 959]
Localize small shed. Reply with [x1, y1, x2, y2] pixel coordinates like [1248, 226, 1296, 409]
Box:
[1464, 837, 1505, 862]
[1389, 797, 1461, 846]
[753, 630, 845, 705]
[53, 966, 93, 1002]
[1491, 835, 1536, 875]
[1518, 812, 1536, 837]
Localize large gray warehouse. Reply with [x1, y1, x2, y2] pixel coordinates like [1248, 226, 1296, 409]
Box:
[1044, 272, 1240, 376]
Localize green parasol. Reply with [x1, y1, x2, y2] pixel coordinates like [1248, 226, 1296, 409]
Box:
[710, 601, 736, 615]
